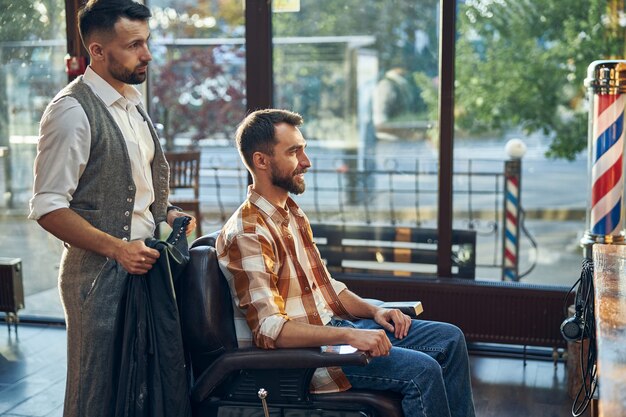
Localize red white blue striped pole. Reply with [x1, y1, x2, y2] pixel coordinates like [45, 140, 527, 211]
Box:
[589, 94, 624, 236]
[502, 139, 526, 281]
[582, 61, 626, 258]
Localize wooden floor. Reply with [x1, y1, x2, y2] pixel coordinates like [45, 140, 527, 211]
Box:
[0, 323, 590, 417]
[0, 324, 65, 417]
[470, 352, 590, 417]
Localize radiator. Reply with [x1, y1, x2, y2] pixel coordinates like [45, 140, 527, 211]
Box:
[0, 258, 25, 315]
[337, 274, 572, 348]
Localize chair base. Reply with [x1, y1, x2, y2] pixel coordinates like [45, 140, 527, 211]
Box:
[193, 396, 399, 417]
[193, 389, 403, 417]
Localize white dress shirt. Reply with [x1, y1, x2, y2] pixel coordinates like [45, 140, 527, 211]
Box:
[29, 66, 157, 240]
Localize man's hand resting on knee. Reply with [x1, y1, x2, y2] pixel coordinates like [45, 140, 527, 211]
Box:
[374, 308, 412, 340]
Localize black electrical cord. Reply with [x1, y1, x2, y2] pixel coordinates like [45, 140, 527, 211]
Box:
[568, 258, 597, 417]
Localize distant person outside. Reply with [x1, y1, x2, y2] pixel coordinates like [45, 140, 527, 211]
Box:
[372, 66, 420, 141]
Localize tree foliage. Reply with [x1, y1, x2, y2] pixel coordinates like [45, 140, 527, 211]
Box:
[3, 0, 620, 160]
[456, 0, 626, 160]
[147, 0, 245, 148]
[150, 46, 245, 149]
[0, 0, 64, 42]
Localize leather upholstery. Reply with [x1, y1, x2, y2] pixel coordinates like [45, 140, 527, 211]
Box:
[179, 244, 238, 379]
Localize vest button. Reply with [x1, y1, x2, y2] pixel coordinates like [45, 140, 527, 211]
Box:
[122, 237, 128, 241]
[124, 211, 130, 217]
[128, 185, 134, 191]
[127, 198, 133, 203]
[123, 225, 129, 231]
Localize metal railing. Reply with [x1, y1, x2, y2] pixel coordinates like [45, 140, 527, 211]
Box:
[196, 155, 507, 272]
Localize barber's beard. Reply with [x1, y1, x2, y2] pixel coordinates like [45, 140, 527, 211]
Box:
[107, 53, 148, 85]
[270, 164, 307, 195]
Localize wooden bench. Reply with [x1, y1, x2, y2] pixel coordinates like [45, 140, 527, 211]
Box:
[310, 224, 477, 279]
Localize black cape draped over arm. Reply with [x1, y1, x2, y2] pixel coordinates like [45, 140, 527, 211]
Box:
[112, 216, 192, 417]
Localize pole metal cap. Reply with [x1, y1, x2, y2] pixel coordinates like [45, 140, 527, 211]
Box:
[585, 60, 626, 94]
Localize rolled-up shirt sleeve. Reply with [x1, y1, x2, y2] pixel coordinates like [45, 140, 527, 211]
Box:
[28, 97, 91, 220]
[329, 277, 347, 296]
[224, 232, 290, 349]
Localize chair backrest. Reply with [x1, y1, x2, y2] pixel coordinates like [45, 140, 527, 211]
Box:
[165, 151, 201, 197]
[178, 232, 237, 379]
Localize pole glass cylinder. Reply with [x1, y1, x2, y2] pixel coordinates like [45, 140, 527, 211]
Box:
[583, 60, 626, 249]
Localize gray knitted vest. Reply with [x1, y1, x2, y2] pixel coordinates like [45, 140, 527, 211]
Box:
[55, 77, 169, 239]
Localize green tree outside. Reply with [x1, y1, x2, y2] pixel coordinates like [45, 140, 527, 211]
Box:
[456, 0, 626, 160]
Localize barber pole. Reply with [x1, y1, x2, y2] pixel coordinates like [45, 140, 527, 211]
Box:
[589, 94, 624, 236]
[502, 159, 521, 281]
[582, 61, 626, 258]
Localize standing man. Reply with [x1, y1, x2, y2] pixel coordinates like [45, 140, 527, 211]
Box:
[28, 1, 196, 416]
[216, 109, 475, 417]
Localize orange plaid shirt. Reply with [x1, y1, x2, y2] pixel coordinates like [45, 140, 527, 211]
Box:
[216, 188, 353, 393]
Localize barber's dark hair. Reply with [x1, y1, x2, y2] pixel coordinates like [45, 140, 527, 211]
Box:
[236, 109, 303, 171]
[78, 0, 151, 48]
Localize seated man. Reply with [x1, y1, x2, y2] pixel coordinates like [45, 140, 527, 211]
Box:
[216, 109, 476, 417]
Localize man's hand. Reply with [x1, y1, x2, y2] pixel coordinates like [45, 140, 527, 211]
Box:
[374, 308, 412, 340]
[346, 328, 392, 357]
[167, 210, 197, 236]
[113, 240, 160, 275]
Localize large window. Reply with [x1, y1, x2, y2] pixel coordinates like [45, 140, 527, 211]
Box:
[3, 0, 626, 323]
[0, 0, 67, 318]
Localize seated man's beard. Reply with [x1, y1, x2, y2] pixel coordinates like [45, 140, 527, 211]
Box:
[271, 167, 306, 195]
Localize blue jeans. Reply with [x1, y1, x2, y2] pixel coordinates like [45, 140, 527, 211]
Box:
[331, 318, 475, 417]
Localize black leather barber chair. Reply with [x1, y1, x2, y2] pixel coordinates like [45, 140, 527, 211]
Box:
[178, 232, 405, 417]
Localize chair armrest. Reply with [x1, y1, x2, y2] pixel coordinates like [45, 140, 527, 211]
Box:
[191, 346, 369, 402]
[365, 298, 422, 318]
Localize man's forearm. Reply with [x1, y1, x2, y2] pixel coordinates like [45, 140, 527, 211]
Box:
[273, 290, 382, 347]
[37, 208, 123, 259]
[337, 289, 380, 319]
[275, 320, 353, 348]
[274, 317, 392, 357]
[39, 208, 161, 275]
